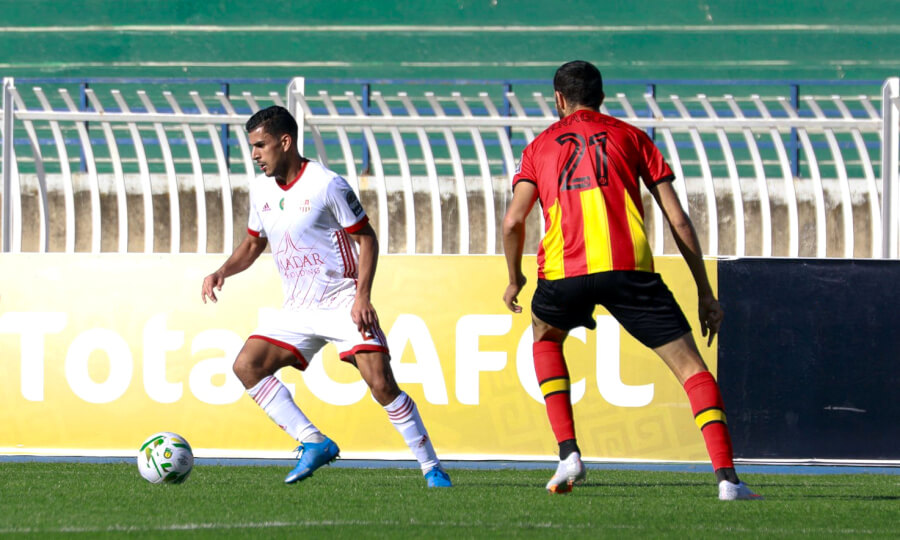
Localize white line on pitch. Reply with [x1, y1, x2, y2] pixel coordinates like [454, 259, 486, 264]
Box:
[0, 521, 891, 535]
[1, 24, 900, 33]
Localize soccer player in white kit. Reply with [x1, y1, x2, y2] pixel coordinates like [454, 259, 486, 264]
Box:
[201, 106, 451, 487]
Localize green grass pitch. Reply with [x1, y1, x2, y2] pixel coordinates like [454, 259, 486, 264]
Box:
[0, 462, 897, 538]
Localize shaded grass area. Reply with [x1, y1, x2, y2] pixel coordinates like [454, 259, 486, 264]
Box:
[0, 463, 897, 538]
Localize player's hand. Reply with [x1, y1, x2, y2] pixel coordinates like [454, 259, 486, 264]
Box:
[503, 274, 527, 313]
[352, 295, 379, 334]
[698, 294, 723, 346]
[201, 271, 225, 304]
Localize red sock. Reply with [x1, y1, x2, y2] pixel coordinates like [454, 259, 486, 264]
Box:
[683, 371, 735, 471]
[533, 340, 575, 444]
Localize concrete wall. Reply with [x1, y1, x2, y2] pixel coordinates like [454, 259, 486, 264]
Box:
[8, 174, 880, 258]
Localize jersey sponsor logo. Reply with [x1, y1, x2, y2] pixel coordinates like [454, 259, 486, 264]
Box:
[299, 199, 311, 213]
[262, 202, 272, 212]
[274, 233, 326, 288]
[345, 190, 364, 217]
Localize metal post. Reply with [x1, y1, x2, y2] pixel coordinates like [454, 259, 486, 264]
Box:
[2, 77, 13, 252]
[503, 81, 512, 139]
[361, 83, 371, 174]
[79, 81, 89, 172]
[790, 84, 800, 178]
[287, 77, 305, 154]
[646, 83, 656, 141]
[221, 82, 230, 171]
[503, 81, 512, 176]
[881, 78, 900, 258]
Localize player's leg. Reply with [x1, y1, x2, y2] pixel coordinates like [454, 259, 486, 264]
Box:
[353, 350, 451, 488]
[606, 271, 758, 499]
[234, 337, 324, 444]
[653, 334, 759, 500]
[530, 277, 594, 493]
[532, 315, 586, 493]
[234, 336, 339, 483]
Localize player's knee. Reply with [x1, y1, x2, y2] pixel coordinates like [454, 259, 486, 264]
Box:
[531, 316, 566, 342]
[232, 355, 253, 384]
[368, 378, 400, 405]
[232, 351, 269, 387]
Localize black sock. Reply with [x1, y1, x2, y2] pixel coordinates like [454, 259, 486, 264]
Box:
[559, 439, 580, 460]
[715, 467, 739, 484]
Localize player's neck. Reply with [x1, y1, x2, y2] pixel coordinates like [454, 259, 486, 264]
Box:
[562, 105, 598, 118]
[276, 157, 308, 186]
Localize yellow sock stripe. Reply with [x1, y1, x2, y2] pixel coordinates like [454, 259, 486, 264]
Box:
[540, 377, 570, 397]
[694, 408, 727, 430]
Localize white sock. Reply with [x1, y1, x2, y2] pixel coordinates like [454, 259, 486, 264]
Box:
[384, 391, 439, 472]
[247, 376, 321, 443]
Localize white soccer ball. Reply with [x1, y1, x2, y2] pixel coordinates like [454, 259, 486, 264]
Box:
[136, 432, 194, 484]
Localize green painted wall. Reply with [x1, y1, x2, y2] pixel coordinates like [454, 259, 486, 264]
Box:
[1, 1, 898, 81]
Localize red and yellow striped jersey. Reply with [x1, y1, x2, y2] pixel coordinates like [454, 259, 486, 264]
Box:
[512, 110, 674, 280]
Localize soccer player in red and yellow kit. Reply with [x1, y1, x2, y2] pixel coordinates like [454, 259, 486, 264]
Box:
[502, 61, 759, 500]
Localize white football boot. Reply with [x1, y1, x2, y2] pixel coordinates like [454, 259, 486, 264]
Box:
[546, 451, 586, 494]
[718, 480, 762, 500]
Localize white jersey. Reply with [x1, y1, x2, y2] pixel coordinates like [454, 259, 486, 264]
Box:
[247, 160, 368, 311]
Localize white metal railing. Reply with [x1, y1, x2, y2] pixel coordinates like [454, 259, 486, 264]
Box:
[289, 77, 898, 258]
[2, 76, 899, 258]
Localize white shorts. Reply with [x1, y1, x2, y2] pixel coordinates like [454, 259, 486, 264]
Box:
[249, 307, 389, 371]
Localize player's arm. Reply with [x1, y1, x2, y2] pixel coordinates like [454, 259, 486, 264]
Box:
[502, 181, 538, 313]
[649, 180, 723, 345]
[201, 233, 268, 304]
[349, 222, 379, 332]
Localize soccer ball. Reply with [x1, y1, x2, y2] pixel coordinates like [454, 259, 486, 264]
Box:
[137, 432, 194, 484]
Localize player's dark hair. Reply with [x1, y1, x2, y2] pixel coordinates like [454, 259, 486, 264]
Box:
[245, 105, 298, 139]
[553, 60, 604, 109]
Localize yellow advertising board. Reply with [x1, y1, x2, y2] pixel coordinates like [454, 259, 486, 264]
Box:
[0, 253, 716, 463]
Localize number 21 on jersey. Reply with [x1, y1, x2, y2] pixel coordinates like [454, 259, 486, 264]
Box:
[555, 131, 608, 191]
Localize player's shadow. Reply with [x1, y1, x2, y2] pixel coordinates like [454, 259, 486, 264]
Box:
[573, 481, 712, 498]
[802, 494, 900, 501]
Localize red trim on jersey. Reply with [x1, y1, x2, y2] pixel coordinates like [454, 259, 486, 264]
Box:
[338, 344, 390, 361]
[343, 215, 369, 234]
[247, 228, 261, 237]
[277, 160, 309, 191]
[335, 230, 349, 276]
[248, 335, 309, 371]
[344, 231, 357, 277]
[334, 229, 357, 279]
[335, 231, 349, 277]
